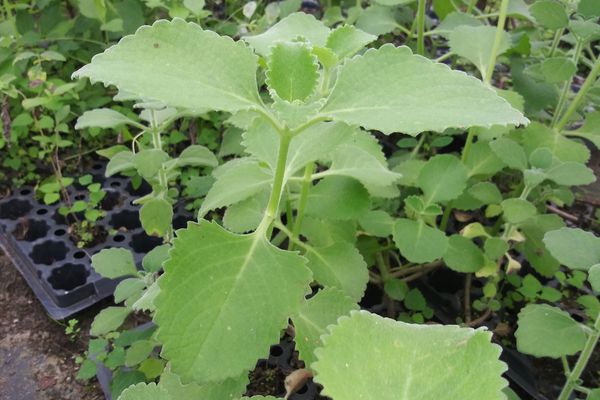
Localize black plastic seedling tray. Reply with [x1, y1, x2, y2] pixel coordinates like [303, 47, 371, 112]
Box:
[0, 162, 192, 320]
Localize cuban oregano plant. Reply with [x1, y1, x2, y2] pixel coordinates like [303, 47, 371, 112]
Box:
[74, 13, 528, 399]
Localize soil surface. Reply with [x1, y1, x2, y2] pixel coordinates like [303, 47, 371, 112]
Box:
[0, 249, 104, 400]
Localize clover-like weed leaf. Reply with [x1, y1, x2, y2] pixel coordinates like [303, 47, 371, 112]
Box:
[515, 304, 587, 358]
[313, 310, 508, 399]
[320, 45, 527, 135]
[154, 220, 312, 384]
[543, 227, 600, 270]
[393, 219, 448, 263]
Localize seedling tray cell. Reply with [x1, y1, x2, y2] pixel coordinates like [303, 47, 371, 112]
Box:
[0, 165, 192, 320]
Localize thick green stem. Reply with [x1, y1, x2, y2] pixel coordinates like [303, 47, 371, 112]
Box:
[484, 0, 510, 85]
[555, 59, 600, 131]
[258, 131, 292, 234]
[416, 0, 426, 56]
[552, 40, 584, 128]
[289, 162, 315, 250]
[466, 0, 477, 14]
[557, 315, 600, 400]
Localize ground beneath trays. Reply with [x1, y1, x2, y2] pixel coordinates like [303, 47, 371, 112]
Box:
[0, 249, 104, 400]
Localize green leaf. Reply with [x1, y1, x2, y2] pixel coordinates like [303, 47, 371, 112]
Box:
[293, 288, 358, 366]
[142, 244, 171, 273]
[393, 219, 448, 263]
[305, 176, 370, 221]
[91, 306, 131, 336]
[91, 248, 138, 279]
[515, 304, 587, 358]
[125, 340, 156, 367]
[75, 108, 141, 130]
[223, 192, 268, 233]
[519, 214, 564, 277]
[304, 242, 368, 302]
[244, 12, 330, 56]
[545, 162, 596, 186]
[565, 110, 600, 149]
[326, 25, 376, 59]
[117, 382, 170, 400]
[589, 265, 600, 293]
[530, 0, 568, 30]
[355, 5, 398, 36]
[543, 228, 600, 270]
[449, 25, 510, 81]
[199, 160, 272, 217]
[435, 12, 482, 36]
[540, 57, 576, 83]
[522, 121, 589, 163]
[114, 278, 146, 303]
[443, 235, 484, 273]
[469, 182, 503, 205]
[484, 237, 509, 260]
[301, 217, 357, 247]
[140, 198, 173, 237]
[489, 137, 528, 170]
[133, 149, 169, 180]
[74, 19, 261, 113]
[313, 310, 508, 399]
[154, 220, 312, 383]
[463, 141, 505, 177]
[587, 389, 600, 400]
[578, 0, 600, 18]
[417, 154, 468, 204]
[323, 141, 401, 196]
[175, 145, 218, 168]
[267, 42, 318, 102]
[107, 151, 135, 177]
[358, 210, 394, 237]
[159, 369, 248, 399]
[501, 198, 537, 224]
[320, 45, 527, 135]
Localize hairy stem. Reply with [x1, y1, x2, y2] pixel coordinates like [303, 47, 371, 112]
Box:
[552, 39, 584, 128]
[258, 131, 292, 234]
[484, 0, 509, 85]
[557, 314, 600, 400]
[555, 58, 600, 131]
[289, 162, 314, 250]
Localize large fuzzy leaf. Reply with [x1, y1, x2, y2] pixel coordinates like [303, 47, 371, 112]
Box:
[154, 221, 312, 383]
[266, 41, 318, 102]
[74, 19, 261, 113]
[319, 45, 527, 135]
[292, 288, 358, 367]
[313, 311, 508, 399]
[303, 242, 368, 302]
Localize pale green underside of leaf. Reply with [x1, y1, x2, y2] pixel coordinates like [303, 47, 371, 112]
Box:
[320, 44, 528, 135]
[74, 19, 261, 113]
[313, 310, 508, 400]
[75, 108, 140, 130]
[243, 12, 330, 56]
[449, 25, 510, 81]
[515, 304, 587, 358]
[304, 242, 368, 302]
[154, 220, 312, 384]
[543, 227, 600, 270]
[293, 288, 358, 367]
[393, 219, 448, 263]
[199, 159, 272, 217]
